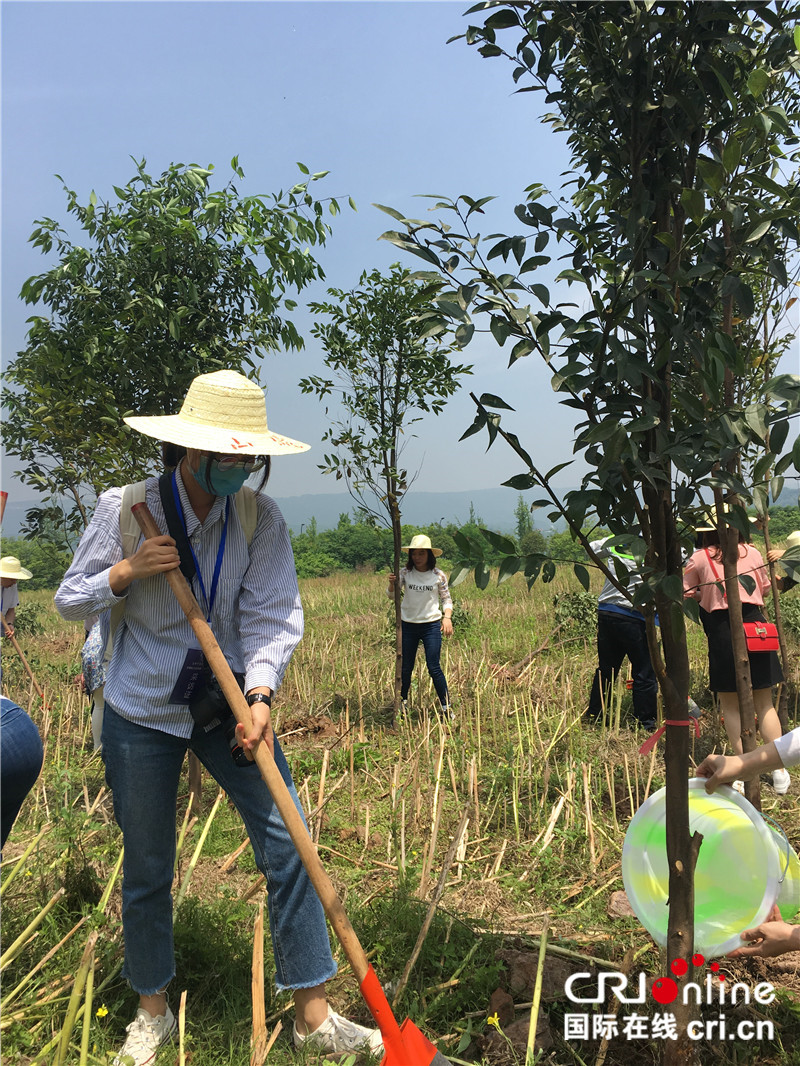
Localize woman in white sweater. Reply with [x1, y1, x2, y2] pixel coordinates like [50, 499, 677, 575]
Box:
[388, 534, 453, 716]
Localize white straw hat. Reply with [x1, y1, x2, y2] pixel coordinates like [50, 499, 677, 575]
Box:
[785, 530, 800, 551]
[401, 534, 442, 558]
[123, 370, 310, 456]
[0, 556, 33, 580]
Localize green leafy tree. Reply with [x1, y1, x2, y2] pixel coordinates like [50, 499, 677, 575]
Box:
[381, 2, 800, 1043]
[3, 158, 344, 535]
[513, 494, 533, 541]
[299, 265, 471, 713]
[0, 536, 72, 590]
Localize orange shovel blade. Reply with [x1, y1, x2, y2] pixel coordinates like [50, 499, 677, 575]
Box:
[360, 966, 451, 1066]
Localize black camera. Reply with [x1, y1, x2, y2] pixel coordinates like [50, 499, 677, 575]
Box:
[189, 667, 249, 767]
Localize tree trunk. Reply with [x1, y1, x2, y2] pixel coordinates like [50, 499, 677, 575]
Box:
[646, 499, 699, 1065]
[762, 513, 789, 732]
[716, 501, 761, 811]
[389, 493, 403, 719]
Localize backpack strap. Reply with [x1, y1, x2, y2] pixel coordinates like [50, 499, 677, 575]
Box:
[234, 486, 257, 545]
[107, 481, 149, 654]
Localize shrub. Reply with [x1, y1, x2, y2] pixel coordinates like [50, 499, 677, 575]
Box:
[553, 589, 597, 639]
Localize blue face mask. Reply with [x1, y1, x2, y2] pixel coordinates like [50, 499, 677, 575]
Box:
[189, 459, 251, 498]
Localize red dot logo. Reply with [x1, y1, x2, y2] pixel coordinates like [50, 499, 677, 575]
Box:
[670, 959, 688, 977]
[652, 977, 679, 1005]
[692, 953, 705, 967]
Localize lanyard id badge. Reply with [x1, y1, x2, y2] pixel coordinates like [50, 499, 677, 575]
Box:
[169, 643, 206, 704]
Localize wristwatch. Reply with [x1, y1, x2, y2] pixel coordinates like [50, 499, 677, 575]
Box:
[246, 692, 272, 708]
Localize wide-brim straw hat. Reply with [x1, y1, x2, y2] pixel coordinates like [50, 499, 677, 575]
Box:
[123, 370, 310, 456]
[402, 534, 442, 557]
[695, 507, 759, 534]
[0, 556, 33, 580]
[784, 530, 800, 551]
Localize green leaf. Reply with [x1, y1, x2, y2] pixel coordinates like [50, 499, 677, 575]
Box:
[747, 68, 769, 98]
[498, 556, 521, 583]
[769, 419, 790, 455]
[296, 162, 310, 174]
[481, 528, 518, 554]
[373, 203, 407, 222]
[542, 559, 556, 584]
[474, 562, 491, 590]
[772, 475, 785, 502]
[795, 24, 800, 51]
[479, 393, 515, 411]
[745, 220, 771, 243]
[502, 472, 537, 490]
[661, 574, 684, 604]
[573, 563, 590, 592]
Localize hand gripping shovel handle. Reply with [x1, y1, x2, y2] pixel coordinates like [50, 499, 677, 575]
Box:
[130, 504, 408, 1050]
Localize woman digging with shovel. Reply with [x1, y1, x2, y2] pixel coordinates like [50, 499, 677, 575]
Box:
[56, 370, 383, 1066]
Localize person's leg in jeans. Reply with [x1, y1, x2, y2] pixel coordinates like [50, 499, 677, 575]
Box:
[587, 613, 626, 722]
[419, 621, 449, 708]
[625, 617, 658, 727]
[102, 704, 187, 997]
[0, 698, 44, 850]
[400, 622, 421, 702]
[192, 721, 337, 991]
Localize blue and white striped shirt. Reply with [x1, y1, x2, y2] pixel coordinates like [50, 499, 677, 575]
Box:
[55, 470, 303, 738]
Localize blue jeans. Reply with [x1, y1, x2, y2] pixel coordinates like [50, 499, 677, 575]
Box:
[0, 698, 44, 850]
[587, 610, 658, 727]
[401, 620, 449, 707]
[102, 703, 336, 995]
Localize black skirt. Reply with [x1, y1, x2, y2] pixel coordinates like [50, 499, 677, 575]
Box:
[700, 604, 784, 692]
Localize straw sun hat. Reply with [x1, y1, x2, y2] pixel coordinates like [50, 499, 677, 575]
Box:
[0, 556, 33, 580]
[402, 534, 442, 558]
[123, 370, 310, 456]
[785, 530, 800, 552]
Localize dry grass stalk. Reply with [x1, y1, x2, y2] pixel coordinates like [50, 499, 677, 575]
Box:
[96, 846, 124, 914]
[1, 886, 65, 971]
[175, 788, 225, 908]
[78, 950, 95, 1066]
[392, 804, 470, 1010]
[179, 988, 189, 1066]
[250, 897, 268, 1066]
[220, 835, 251, 872]
[582, 763, 596, 870]
[1, 915, 88, 1011]
[54, 929, 98, 1066]
[1, 822, 50, 895]
[313, 747, 330, 844]
[526, 913, 550, 1064]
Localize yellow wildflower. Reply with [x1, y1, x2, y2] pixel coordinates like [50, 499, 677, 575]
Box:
[487, 1012, 501, 1031]
[96, 1004, 108, 1018]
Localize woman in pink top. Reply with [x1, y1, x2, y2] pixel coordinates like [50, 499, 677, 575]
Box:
[683, 527, 787, 793]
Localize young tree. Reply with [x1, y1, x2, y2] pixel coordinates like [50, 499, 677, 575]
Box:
[381, 2, 800, 1053]
[514, 494, 533, 542]
[300, 265, 471, 713]
[3, 158, 343, 536]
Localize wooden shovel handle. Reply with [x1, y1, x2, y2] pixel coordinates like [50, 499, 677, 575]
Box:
[130, 502, 371, 983]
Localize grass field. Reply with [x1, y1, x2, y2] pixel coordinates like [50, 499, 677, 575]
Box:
[2, 568, 800, 1066]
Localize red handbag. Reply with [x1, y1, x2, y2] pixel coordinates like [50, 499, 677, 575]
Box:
[703, 549, 779, 653]
[743, 621, 780, 652]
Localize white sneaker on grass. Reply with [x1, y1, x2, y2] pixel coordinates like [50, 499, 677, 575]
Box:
[293, 1006, 384, 1057]
[112, 1005, 176, 1066]
[773, 768, 791, 795]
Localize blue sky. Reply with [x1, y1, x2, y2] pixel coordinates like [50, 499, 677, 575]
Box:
[2, 0, 591, 510]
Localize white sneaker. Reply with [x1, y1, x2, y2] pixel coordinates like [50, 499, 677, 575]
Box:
[112, 1005, 176, 1066]
[773, 768, 791, 795]
[293, 1006, 383, 1056]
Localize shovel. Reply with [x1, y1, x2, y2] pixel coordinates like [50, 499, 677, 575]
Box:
[132, 503, 450, 1066]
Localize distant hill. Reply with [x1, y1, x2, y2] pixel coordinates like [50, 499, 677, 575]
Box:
[3, 485, 798, 539]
